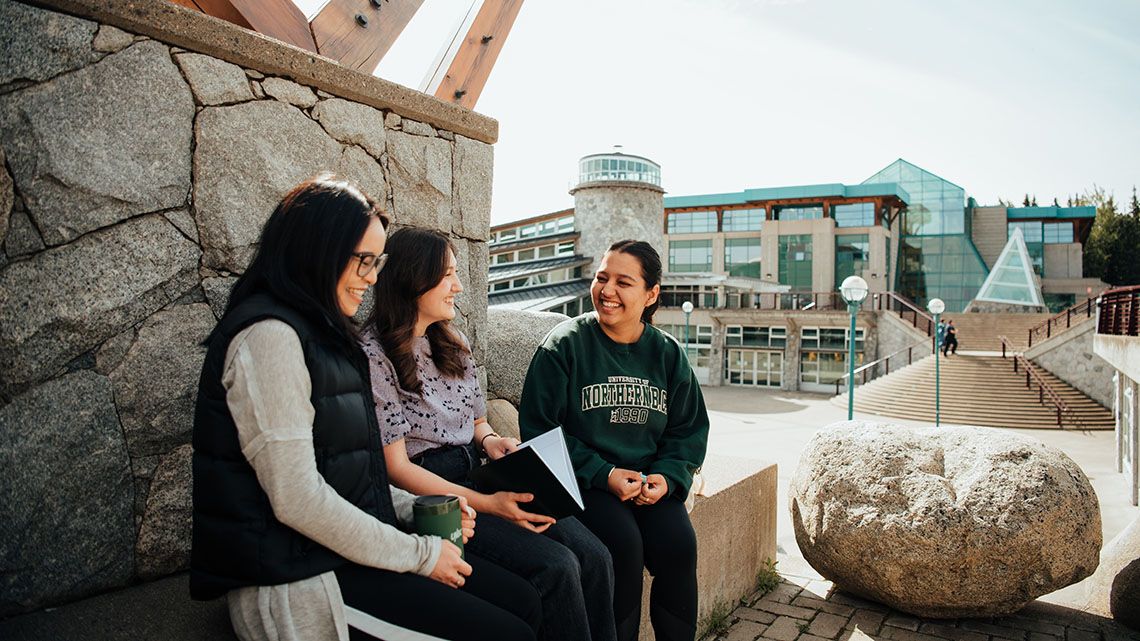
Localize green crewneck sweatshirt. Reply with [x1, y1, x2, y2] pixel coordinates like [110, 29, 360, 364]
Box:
[519, 314, 709, 501]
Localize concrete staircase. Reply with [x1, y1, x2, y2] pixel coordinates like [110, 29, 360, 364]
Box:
[941, 312, 1055, 352]
[839, 353, 1113, 430]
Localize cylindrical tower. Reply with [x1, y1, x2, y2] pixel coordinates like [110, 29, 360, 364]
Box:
[571, 149, 665, 276]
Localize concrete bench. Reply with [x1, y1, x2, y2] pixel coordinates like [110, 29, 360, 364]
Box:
[0, 456, 777, 641]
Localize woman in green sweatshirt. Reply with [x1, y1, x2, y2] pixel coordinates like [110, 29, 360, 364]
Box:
[520, 239, 709, 641]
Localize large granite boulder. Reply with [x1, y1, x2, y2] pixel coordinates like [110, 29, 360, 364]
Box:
[0, 40, 194, 246]
[0, 370, 135, 616]
[790, 421, 1101, 618]
[485, 308, 569, 405]
[136, 444, 193, 580]
[1081, 514, 1140, 629]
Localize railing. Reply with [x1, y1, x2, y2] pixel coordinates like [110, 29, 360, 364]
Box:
[834, 343, 928, 396]
[997, 335, 1078, 429]
[1097, 285, 1140, 337]
[672, 291, 850, 312]
[1027, 297, 1096, 347]
[868, 291, 935, 337]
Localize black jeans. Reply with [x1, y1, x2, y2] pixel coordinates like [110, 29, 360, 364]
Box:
[416, 443, 618, 641]
[336, 556, 540, 641]
[577, 490, 698, 641]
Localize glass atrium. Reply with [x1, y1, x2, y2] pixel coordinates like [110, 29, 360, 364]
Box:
[864, 159, 989, 312]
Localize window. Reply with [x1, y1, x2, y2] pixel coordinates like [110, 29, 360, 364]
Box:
[494, 253, 513, 265]
[801, 326, 863, 350]
[668, 240, 713, 273]
[1008, 221, 1045, 275]
[557, 216, 575, 232]
[557, 241, 576, 256]
[517, 247, 536, 261]
[667, 211, 717, 234]
[724, 237, 762, 277]
[725, 325, 786, 348]
[778, 235, 813, 290]
[519, 224, 537, 239]
[800, 351, 864, 385]
[832, 203, 876, 227]
[775, 205, 823, 221]
[1043, 222, 1074, 244]
[725, 349, 783, 387]
[835, 234, 870, 288]
[723, 208, 764, 232]
[659, 324, 713, 345]
[538, 244, 555, 258]
[498, 228, 517, 242]
[659, 285, 717, 309]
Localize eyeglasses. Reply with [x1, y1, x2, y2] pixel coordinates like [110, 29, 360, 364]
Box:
[352, 253, 388, 277]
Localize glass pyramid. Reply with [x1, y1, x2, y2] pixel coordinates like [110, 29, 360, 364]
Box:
[974, 227, 1044, 306]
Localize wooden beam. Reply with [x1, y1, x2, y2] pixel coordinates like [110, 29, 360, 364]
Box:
[429, 0, 525, 110]
[192, 0, 317, 53]
[311, 0, 424, 74]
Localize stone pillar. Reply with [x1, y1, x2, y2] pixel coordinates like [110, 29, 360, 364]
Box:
[572, 181, 665, 276]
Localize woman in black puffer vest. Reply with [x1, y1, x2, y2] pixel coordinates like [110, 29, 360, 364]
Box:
[191, 175, 540, 641]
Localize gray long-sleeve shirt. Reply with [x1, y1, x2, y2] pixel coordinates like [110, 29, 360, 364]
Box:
[220, 319, 441, 641]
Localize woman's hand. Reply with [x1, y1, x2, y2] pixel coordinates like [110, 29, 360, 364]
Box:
[428, 540, 472, 589]
[456, 495, 476, 543]
[482, 435, 521, 460]
[484, 491, 556, 533]
[634, 474, 668, 506]
[607, 468, 645, 501]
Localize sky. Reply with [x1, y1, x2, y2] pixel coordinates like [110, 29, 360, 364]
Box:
[298, 0, 1140, 225]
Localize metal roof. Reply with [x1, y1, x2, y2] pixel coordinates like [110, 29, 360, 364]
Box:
[664, 182, 909, 209]
[488, 279, 591, 311]
[488, 230, 579, 252]
[1006, 206, 1096, 220]
[488, 255, 589, 282]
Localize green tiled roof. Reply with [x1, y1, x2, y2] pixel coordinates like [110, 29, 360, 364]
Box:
[664, 182, 909, 209]
[1006, 206, 1096, 220]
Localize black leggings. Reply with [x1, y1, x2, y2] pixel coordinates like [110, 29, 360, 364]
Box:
[335, 554, 541, 641]
[576, 490, 698, 641]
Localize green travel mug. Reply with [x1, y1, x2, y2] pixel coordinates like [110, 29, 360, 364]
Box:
[413, 495, 464, 558]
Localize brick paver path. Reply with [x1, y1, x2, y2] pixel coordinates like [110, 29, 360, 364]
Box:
[710, 570, 1140, 641]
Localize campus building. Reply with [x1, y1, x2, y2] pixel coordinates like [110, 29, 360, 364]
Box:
[487, 153, 1102, 391]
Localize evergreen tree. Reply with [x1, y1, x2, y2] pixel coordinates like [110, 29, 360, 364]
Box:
[1031, 195, 1038, 206]
[1052, 197, 1060, 207]
[1131, 186, 1139, 218]
[1083, 186, 1140, 285]
[1023, 194, 1031, 207]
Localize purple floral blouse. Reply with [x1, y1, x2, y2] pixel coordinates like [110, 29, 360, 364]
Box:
[360, 327, 486, 459]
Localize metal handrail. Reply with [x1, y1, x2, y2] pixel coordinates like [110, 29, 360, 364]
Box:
[1027, 297, 1096, 347]
[997, 335, 1078, 429]
[867, 291, 935, 337]
[1097, 285, 1140, 337]
[834, 343, 926, 395]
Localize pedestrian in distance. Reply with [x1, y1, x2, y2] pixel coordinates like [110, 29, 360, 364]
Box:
[942, 319, 959, 356]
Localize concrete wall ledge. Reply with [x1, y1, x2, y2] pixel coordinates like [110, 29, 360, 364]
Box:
[1094, 334, 1140, 383]
[22, 0, 498, 144]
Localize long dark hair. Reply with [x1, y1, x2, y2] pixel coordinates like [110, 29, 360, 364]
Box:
[606, 239, 662, 324]
[367, 227, 468, 394]
[218, 174, 389, 348]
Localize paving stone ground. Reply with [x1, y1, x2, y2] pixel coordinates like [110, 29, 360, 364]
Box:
[706, 568, 1140, 641]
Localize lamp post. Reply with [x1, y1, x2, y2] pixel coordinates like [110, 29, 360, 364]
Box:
[927, 298, 946, 426]
[681, 301, 694, 362]
[840, 276, 869, 420]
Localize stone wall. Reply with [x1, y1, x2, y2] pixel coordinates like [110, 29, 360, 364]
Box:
[874, 310, 934, 379]
[573, 181, 665, 275]
[0, 0, 495, 616]
[1026, 321, 1113, 408]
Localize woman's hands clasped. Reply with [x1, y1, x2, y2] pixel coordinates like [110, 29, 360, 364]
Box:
[608, 468, 668, 506]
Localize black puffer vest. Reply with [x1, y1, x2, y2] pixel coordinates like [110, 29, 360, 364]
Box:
[190, 292, 397, 600]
